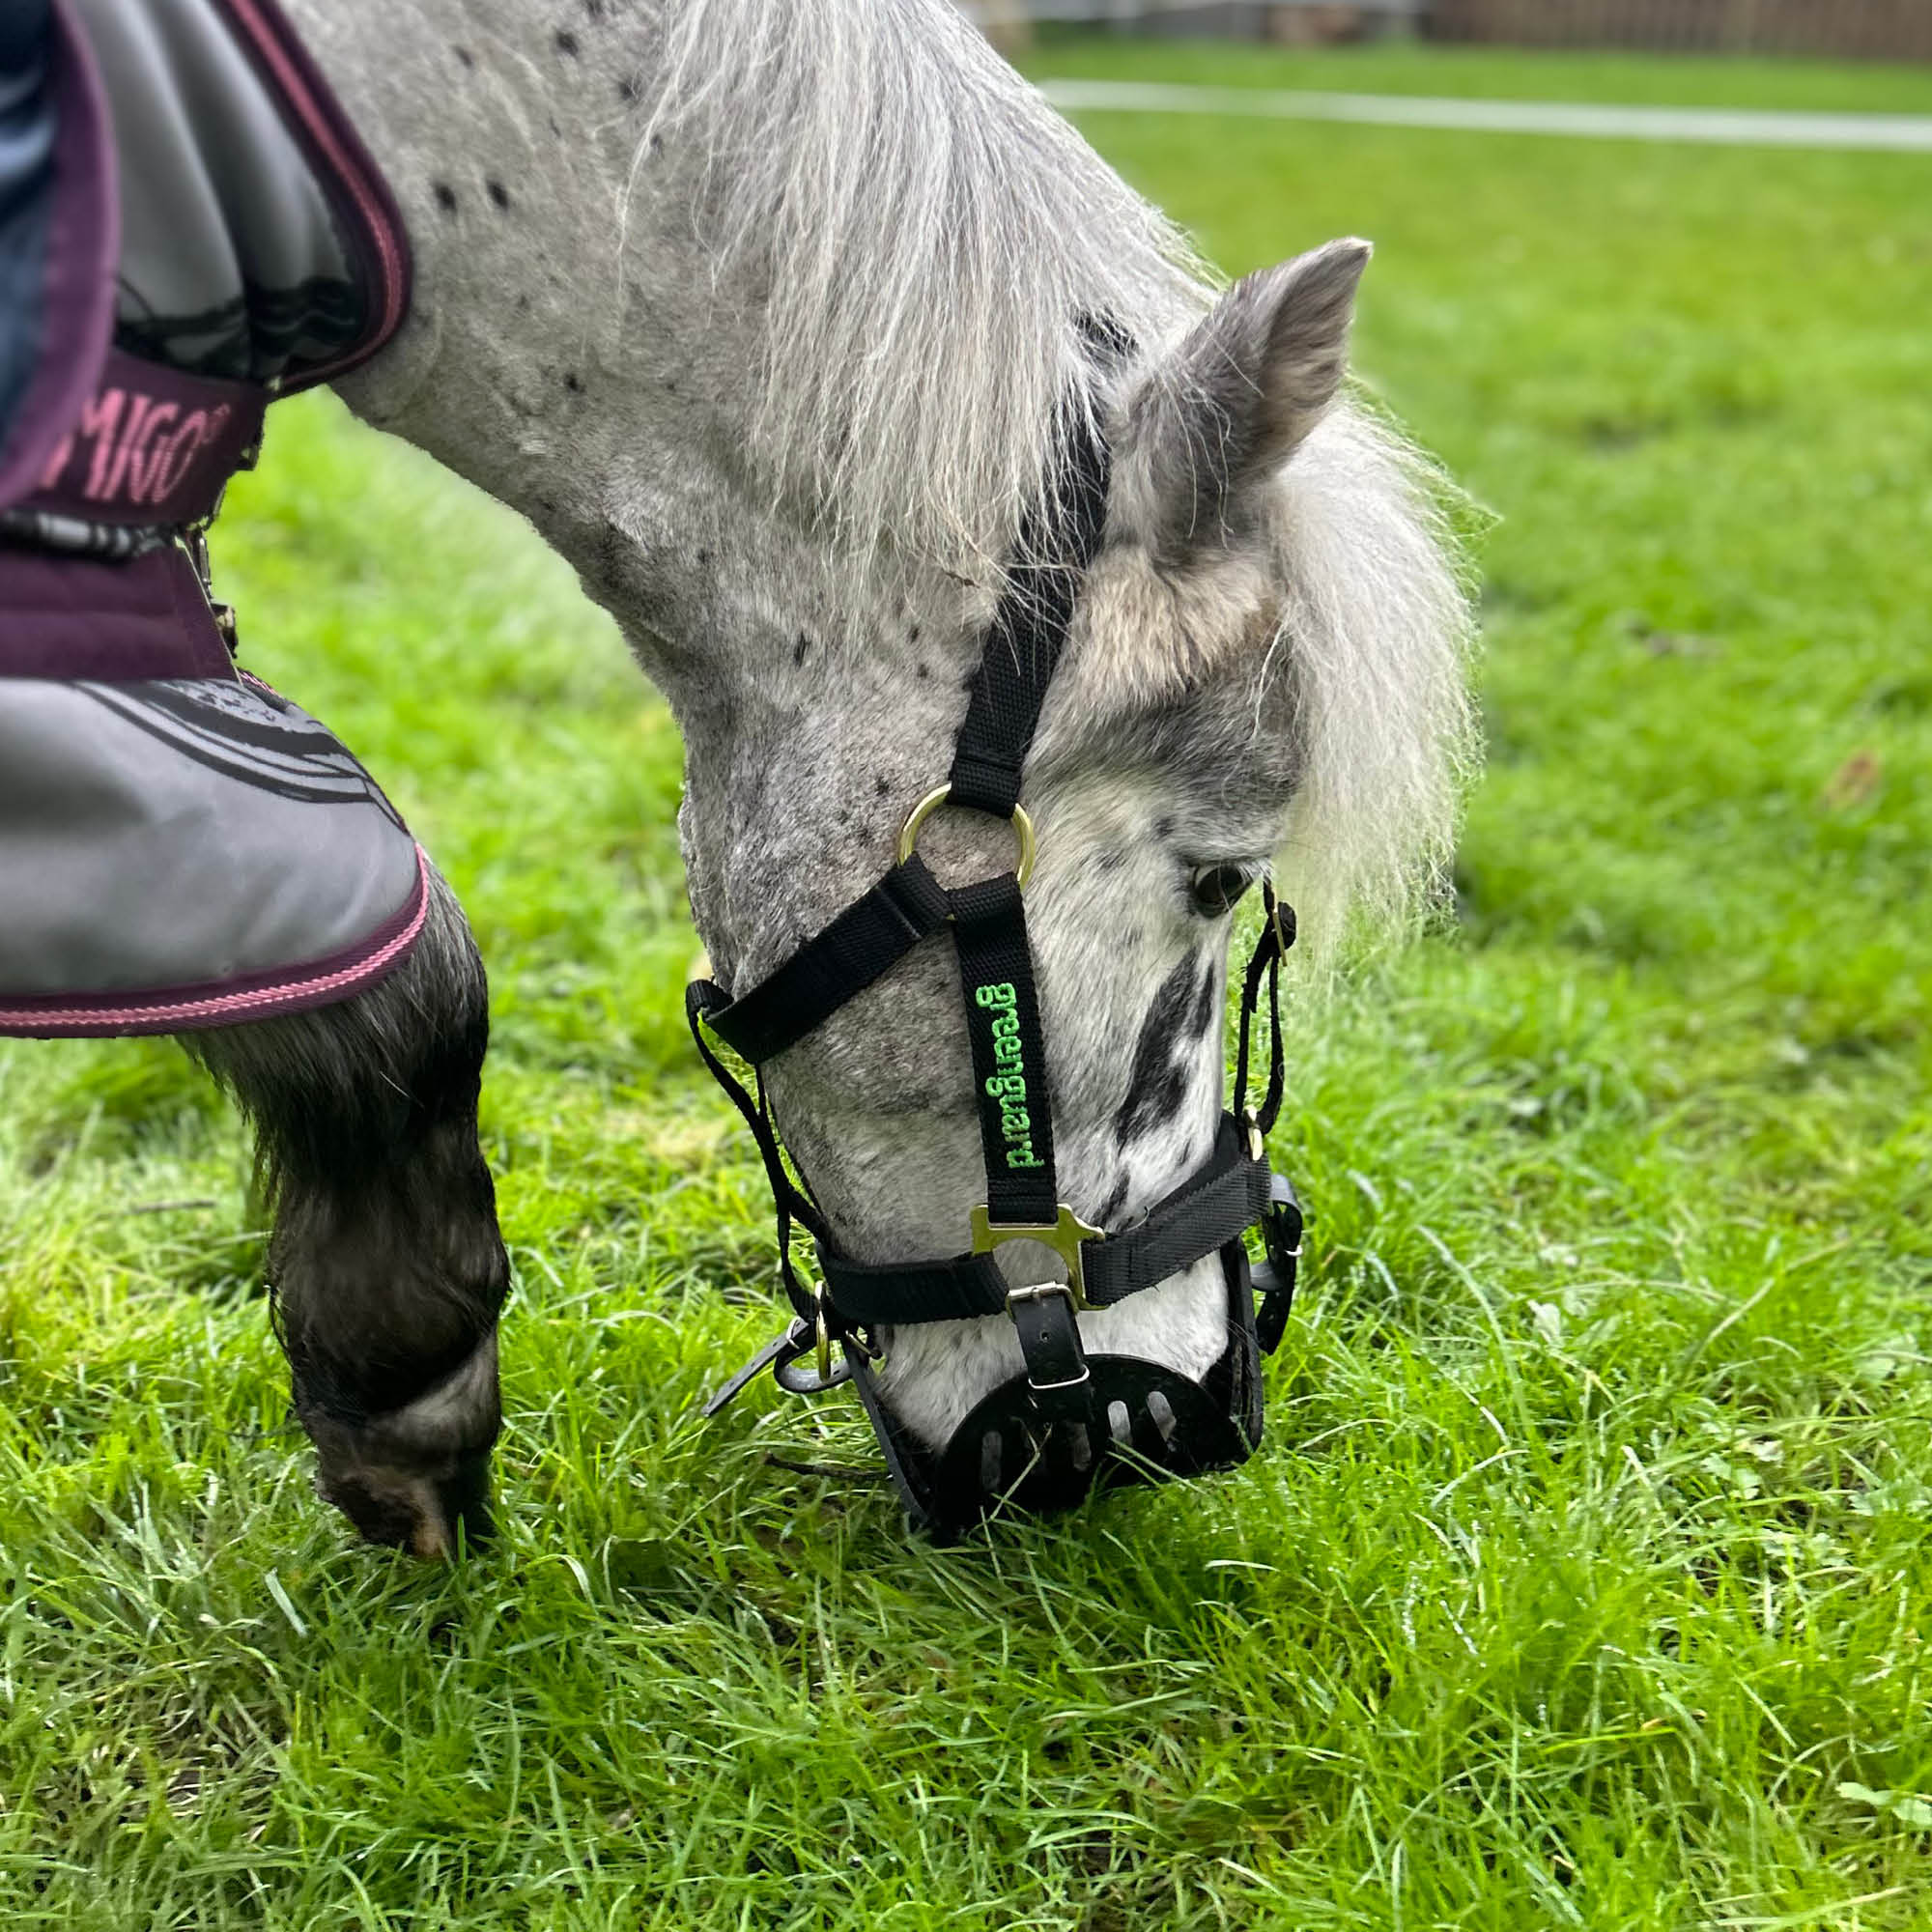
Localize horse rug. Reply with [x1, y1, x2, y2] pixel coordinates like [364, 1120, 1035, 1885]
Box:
[0, 0, 423, 1037]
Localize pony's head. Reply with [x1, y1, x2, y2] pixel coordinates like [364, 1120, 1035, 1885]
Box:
[677, 237, 1473, 1495]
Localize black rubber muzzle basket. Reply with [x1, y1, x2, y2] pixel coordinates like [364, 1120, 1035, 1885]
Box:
[845, 1241, 1265, 1541]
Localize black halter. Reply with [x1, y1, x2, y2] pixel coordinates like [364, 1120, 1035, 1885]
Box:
[687, 404, 1303, 1538]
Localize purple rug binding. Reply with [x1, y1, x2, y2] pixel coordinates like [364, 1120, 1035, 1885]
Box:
[0, 841, 431, 1037]
[0, 543, 236, 680]
[213, 0, 412, 392]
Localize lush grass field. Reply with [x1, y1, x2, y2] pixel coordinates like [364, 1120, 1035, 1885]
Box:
[4, 39, 1930, 1931]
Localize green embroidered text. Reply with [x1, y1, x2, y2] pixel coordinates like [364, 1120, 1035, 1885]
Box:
[974, 981, 1044, 1169]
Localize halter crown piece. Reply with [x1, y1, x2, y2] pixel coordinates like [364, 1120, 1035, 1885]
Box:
[687, 393, 1303, 1539]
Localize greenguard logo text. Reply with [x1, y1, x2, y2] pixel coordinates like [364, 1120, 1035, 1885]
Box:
[975, 981, 1044, 1170]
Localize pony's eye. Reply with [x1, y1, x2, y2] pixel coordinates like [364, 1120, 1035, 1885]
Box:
[1188, 863, 1259, 919]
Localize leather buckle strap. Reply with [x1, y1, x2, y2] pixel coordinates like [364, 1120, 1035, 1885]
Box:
[1005, 1280, 1092, 1409]
[981, 1205, 1100, 1406]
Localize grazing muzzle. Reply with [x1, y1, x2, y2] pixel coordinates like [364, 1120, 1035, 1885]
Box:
[688, 402, 1305, 1541]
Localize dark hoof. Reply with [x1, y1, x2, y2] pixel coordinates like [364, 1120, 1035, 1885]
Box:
[299, 1336, 502, 1559]
[317, 1447, 495, 1560]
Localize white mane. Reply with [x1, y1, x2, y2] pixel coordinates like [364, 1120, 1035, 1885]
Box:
[640, 0, 1475, 949]
[640, 0, 1210, 564]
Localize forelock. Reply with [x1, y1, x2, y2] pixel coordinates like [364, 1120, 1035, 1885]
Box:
[1046, 396, 1478, 957]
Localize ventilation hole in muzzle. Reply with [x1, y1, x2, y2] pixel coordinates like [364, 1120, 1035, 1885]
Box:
[1145, 1391, 1179, 1448]
[1107, 1400, 1132, 1445]
[980, 1430, 1004, 1493]
[1066, 1422, 1094, 1473]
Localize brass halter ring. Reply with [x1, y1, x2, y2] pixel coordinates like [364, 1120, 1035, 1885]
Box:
[896, 785, 1037, 890]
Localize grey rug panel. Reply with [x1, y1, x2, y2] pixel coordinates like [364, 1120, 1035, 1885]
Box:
[0, 673, 418, 996]
[68, 0, 357, 380]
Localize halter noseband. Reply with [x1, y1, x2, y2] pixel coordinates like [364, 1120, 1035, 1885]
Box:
[687, 400, 1302, 1539]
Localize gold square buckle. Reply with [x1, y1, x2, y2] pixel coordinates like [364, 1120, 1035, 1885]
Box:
[970, 1203, 1102, 1311]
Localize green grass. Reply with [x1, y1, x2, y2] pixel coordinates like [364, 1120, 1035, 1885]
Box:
[1025, 29, 1932, 113]
[3, 43, 1931, 1931]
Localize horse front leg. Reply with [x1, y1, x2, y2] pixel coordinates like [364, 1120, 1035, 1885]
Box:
[185, 867, 508, 1557]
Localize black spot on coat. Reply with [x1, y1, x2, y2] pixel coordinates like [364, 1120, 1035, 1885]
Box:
[486, 179, 511, 210]
[554, 29, 580, 55]
[1185, 956, 1219, 1038]
[433, 182, 458, 213]
[1114, 953, 1201, 1145]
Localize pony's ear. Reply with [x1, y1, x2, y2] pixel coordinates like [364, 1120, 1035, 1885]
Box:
[1117, 237, 1371, 567]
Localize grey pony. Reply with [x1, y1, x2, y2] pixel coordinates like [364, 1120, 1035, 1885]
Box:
[189, 0, 1474, 1554]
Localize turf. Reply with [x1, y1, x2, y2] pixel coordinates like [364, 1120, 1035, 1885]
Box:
[3, 39, 1930, 1932]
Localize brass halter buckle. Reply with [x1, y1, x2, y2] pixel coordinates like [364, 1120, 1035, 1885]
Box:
[898, 785, 1037, 890]
[970, 1203, 1102, 1312]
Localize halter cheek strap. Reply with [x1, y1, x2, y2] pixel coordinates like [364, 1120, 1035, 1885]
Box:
[685, 398, 1303, 1536]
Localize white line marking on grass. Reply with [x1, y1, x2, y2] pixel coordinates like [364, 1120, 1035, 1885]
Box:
[1038, 79, 1932, 153]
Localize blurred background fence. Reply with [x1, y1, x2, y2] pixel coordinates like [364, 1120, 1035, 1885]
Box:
[959, 0, 1932, 58]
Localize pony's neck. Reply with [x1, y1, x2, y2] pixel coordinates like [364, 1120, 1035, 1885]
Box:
[274, 5, 728, 681]
[281, 1, 1196, 702]
[282, 2, 1058, 971]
